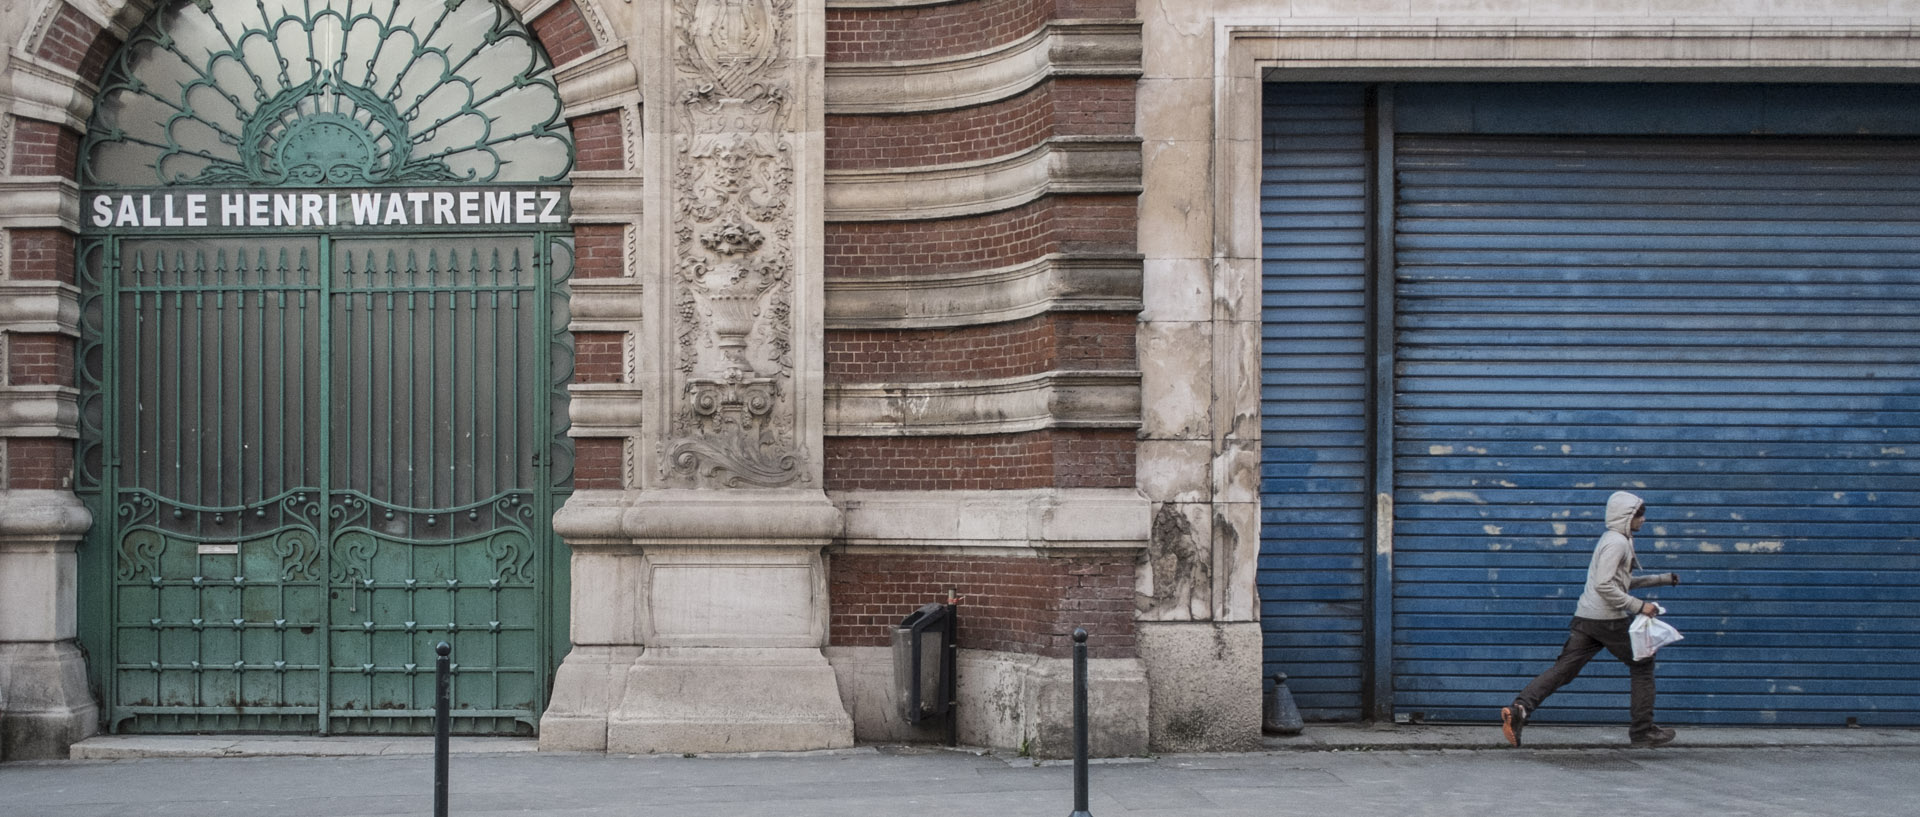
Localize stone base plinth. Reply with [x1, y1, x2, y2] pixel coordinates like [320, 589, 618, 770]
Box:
[825, 646, 1148, 758]
[538, 645, 644, 752]
[0, 641, 98, 760]
[607, 647, 853, 754]
[1138, 621, 1263, 753]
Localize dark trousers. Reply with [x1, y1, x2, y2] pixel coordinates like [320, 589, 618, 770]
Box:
[1513, 616, 1657, 737]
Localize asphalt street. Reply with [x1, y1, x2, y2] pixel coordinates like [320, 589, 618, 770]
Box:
[4, 742, 1916, 817]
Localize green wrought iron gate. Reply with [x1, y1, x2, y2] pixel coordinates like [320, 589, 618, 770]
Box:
[73, 0, 577, 735]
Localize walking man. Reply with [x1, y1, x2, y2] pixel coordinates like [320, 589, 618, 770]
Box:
[1502, 490, 1681, 748]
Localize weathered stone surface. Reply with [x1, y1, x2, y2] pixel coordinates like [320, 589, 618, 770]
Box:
[1136, 501, 1212, 622]
[0, 641, 96, 760]
[1137, 621, 1262, 754]
[606, 647, 853, 754]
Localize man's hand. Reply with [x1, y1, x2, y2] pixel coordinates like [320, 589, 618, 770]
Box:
[1641, 601, 1662, 617]
[1669, 572, 1682, 586]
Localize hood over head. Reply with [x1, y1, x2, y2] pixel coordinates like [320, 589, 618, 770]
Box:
[1605, 491, 1645, 535]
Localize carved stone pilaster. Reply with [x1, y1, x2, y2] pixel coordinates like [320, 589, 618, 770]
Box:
[543, 0, 847, 754]
[664, 0, 808, 490]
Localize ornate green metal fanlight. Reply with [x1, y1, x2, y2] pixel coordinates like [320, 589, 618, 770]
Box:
[83, 0, 572, 187]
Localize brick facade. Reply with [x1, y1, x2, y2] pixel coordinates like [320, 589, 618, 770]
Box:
[573, 437, 623, 490]
[827, 313, 1135, 383]
[7, 230, 76, 283]
[823, 429, 1133, 491]
[828, 552, 1135, 659]
[825, 78, 1133, 171]
[9, 119, 80, 178]
[5, 438, 73, 490]
[528, 1, 596, 67]
[568, 111, 624, 173]
[34, 2, 120, 78]
[7, 334, 73, 387]
[826, 0, 1135, 63]
[825, 195, 1136, 279]
[573, 224, 624, 279]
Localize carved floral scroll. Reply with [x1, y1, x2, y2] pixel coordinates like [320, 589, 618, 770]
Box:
[664, 0, 805, 488]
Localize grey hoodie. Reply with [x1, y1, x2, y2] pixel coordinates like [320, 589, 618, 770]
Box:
[1573, 491, 1679, 620]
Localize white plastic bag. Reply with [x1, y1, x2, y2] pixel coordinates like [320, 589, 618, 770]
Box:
[1629, 613, 1684, 660]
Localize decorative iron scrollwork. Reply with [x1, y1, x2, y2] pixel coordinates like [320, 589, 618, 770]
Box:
[82, 0, 572, 187]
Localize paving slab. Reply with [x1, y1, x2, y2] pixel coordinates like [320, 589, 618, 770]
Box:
[1262, 723, 1920, 751]
[69, 734, 538, 759]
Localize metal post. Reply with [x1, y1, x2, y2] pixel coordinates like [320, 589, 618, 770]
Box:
[1070, 627, 1091, 817]
[944, 598, 959, 748]
[434, 641, 451, 817]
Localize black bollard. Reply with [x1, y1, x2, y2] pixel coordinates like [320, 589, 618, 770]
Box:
[1069, 627, 1091, 817]
[434, 641, 451, 817]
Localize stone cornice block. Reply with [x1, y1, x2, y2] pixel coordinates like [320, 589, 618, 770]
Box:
[565, 174, 644, 222]
[555, 489, 844, 548]
[555, 45, 641, 113]
[824, 370, 1141, 436]
[831, 488, 1149, 551]
[567, 278, 645, 329]
[568, 385, 644, 437]
[0, 280, 81, 336]
[826, 21, 1142, 114]
[824, 135, 1142, 222]
[824, 252, 1142, 330]
[0, 384, 79, 438]
[3, 49, 95, 129]
[0, 489, 90, 544]
[0, 179, 80, 230]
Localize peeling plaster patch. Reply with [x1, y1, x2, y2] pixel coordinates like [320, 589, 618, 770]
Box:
[1631, 481, 1647, 488]
[1551, 538, 1568, 547]
[1551, 510, 1572, 519]
[1698, 542, 1723, 552]
[1551, 523, 1567, 536]
[1465, 446, 1488, 454]
[1495, 480, 1517, 488]
[1560, 445, 1572, 454]
[1729, 513, 1744, 521]
[1482, 525, 1502, 536]
[1652, 526, 1667, 536]
[1736, 541, 1786, 554]
[1833, 492, 1846, 500]
[1428, 445, 1454, 455]
[1574, 482, 1596, 488]
[1419, 491, 1486, 504]
[1883, 447, 1907, 455]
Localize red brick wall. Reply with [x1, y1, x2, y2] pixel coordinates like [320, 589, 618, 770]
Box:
[573, 437, 623, 489]
[8, 230, 76, 283]
[573, 332, 623, 385]
[573, 224, 623, 279]
[825, 79, 1133, 171]
[8, 334, 74, 386]
[530, 0, 596, 66]
[34, 2, 119, 78]
[569, 111, 624, 173]
[826, 313, 1134, 383]
[827, 0, 1052, 63]
[825, 195, 1136, 279]
[829, 552, 1135, 658]
[9, 119, 81, 177]
[6, 438, 73, 490]
[823, 429, 1133, 491]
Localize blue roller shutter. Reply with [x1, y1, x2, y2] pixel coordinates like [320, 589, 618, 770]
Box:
[1390, 135, 1920, 726]
[1258, 84, 1371, 720]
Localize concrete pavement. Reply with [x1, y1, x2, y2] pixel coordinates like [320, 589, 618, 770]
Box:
[4, 727, 1916, 817]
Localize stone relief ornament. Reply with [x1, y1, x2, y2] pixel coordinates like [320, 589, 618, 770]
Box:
[664, 0, 805, 488]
